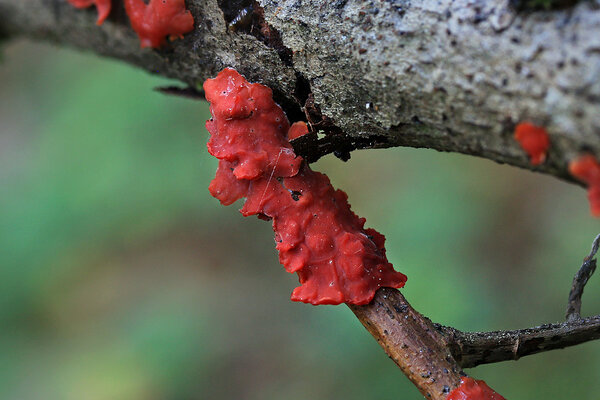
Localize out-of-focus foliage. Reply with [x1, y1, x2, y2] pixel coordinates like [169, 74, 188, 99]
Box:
[1, 41, 599, 400]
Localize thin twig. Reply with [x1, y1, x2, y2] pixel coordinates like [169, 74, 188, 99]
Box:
[353, 234, 600, 375]
[431, 233, 600, 368]
[437, 315, 600, 368]
[566, 233, 600, 321]
[348, 288, 464, 400]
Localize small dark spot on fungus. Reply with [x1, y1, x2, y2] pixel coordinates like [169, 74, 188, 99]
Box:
[358, 48, 368, 54]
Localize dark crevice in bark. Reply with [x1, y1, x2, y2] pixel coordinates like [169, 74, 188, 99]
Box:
[249, 1, 293, 67]
[218, 1, 368, 164]
[218, 0, 253, 26]
[217, 0, 315, 141]
[107, 1, 130, 25]
[220, 0, 293, 66]
[290, 71, 311, 122]
[511, 0, 589, 11]
[291, 129, 394, 164]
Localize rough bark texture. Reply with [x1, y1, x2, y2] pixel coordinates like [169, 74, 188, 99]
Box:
[349, 288, 464, 400]
[440, 315, 600, 368]
[1, 0, 600, 182]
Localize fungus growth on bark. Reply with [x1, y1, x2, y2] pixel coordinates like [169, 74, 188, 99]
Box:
[67, 0, 111, 25]
[287, 121, 309, 140]
[124, 0, 195, 48]
[569, 154, 600, 217]
[203, 68, 407, 305]
[446, 377, 506, 400]
[68, 0, 194, 48]
[514, 122, 550, 165]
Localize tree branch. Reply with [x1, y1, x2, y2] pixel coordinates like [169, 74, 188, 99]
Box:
[439, 315, 600, 368]
[566, 233, 600, 321]
[1, 0, 600, 181]
[3, 0, 600, 396]
[348, 288, 464, 400]
[350, 232, 600, 384]
[433, 232, 600, 369]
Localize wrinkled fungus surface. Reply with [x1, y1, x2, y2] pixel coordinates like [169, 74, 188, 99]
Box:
[447, 377, 505, 400]
[569, 154, 600, 217]
[68, 0, 111, 25]
[204, 68, 407, 305]
[514, 122, 550, 165]
[124, 0, 194, 48]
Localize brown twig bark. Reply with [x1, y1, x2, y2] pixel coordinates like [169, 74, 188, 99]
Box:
[349, 233, 600, 393]
[348, 288, 464, 400]
[438, 315, 600, 368]
[566, 233, 600, 321]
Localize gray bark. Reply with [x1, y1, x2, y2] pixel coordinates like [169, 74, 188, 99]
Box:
[1, 0, 600, 180]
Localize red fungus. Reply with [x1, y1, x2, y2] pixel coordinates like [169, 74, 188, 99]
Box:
[447, 377, 505, 400]
[514, 122, 550, 165]
[124, 0, 194, 48]
[67, 0, 111, 25]
[288, 121, 309, 140]
[204, 68, 407, 305]
[569, 154, 600, 217]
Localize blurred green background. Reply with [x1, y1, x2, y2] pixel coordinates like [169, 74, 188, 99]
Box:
[1, 40, 600, 399]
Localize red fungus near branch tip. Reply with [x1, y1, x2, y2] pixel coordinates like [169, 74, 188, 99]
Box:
[288, 121, 309, 140]
[203, 68, 407, 305]
[124, 0, 194, 48]
[514, 122, 550, 165]
[67, 0, 111, 25]
[569, 154, 600, 217]
[446, 377, 506, 400]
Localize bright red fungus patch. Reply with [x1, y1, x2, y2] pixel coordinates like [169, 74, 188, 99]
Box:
[514, 122, 550, 165]
[447, 377, 505, 400]
[124, 0, 194, 48]
[288, 121, 309, 140]
[204, 68, 407, 305]
[569, 154, 600, 217]
[68, 0, 111, 25]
